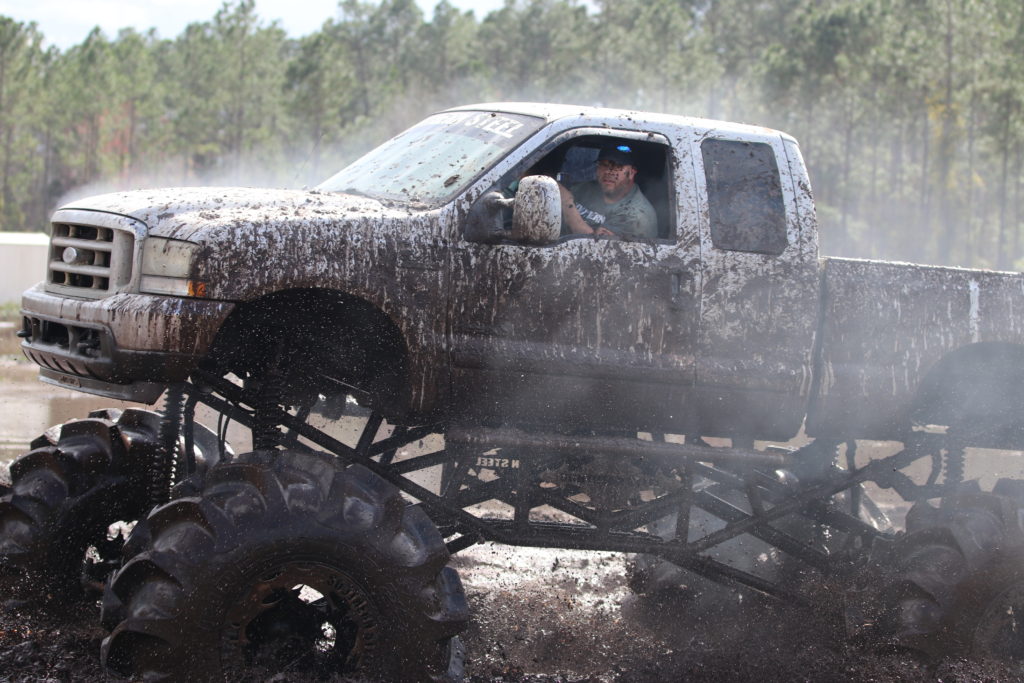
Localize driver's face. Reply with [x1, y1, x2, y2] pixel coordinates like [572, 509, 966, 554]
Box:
[596, 159, 637, 201]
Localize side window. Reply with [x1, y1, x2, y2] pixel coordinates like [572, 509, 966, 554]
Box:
[540, 137, 675, 241]
[701, 139, 788, 255]
[469, 134, 676, 244]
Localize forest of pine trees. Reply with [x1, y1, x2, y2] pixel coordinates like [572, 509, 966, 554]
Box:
[1, 0, 1022, 269]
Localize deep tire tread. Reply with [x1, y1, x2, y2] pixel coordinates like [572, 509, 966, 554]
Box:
[102, 449, 468, 681]
[0, 410, 161, 598]
[854, 491, 1024, 658]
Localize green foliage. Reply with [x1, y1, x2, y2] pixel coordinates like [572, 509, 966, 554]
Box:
[0, 301, 19, 322]
[0, 0, 1022, 269]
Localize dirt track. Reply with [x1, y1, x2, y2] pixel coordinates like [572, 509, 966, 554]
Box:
[0, 359, 1020, 681]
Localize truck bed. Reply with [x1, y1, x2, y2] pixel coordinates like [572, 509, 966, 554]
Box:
[808, 256, 1024, 445]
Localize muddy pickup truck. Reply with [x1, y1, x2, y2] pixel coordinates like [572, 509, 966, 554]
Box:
[7, 102, 1024, 680]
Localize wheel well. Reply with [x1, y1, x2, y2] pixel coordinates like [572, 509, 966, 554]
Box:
[202, 289, 411, 417]
[912, 342, 1024, 448]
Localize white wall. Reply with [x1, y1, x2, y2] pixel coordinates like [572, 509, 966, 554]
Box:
[0, 233, 49, 304]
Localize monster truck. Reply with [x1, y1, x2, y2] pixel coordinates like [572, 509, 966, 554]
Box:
[6, 102, 1024, 678]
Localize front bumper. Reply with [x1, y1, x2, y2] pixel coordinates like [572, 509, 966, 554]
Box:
[19, 283, 235, 403]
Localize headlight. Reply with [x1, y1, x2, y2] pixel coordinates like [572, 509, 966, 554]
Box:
[140, 237, 206, 296]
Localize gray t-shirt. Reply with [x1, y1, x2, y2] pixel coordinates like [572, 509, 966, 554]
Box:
[570, 181, 658, 239]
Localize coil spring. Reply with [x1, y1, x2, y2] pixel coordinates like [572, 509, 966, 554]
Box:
[943, 442, 966, 487]
[154, 384, 185, 506]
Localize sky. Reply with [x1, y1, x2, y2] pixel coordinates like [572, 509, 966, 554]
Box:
[0, 0, 513, 50]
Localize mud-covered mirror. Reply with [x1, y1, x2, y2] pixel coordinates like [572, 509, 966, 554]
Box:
[511, 175, 561, 245]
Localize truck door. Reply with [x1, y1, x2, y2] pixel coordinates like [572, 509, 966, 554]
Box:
[448, 128, 701, 433]
[692, 133, 820, 442]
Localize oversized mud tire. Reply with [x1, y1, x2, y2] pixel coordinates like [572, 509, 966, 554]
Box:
[847, 487, 1024, 661]
[101, 450, 469, 681]
[0, 409, 162, 599]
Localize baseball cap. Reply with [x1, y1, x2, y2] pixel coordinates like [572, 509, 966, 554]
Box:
[597, 144, 636, 167]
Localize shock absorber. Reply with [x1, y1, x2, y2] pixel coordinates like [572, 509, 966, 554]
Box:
[252, 349, 285, 451]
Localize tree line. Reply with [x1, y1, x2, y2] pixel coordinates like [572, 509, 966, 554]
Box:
[0, 0, 1022, 269]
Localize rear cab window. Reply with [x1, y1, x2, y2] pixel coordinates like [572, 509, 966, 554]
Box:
[700, 138, 788, 255]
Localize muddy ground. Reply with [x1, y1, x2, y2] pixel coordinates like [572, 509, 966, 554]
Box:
[1, 357, 1022, 681]
[0, 546, 1016, 682]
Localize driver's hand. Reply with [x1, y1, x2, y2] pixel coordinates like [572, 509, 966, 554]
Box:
[595, 227, 616, 237]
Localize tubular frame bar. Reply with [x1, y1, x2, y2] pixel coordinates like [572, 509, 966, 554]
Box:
[183, 375, 948, 601]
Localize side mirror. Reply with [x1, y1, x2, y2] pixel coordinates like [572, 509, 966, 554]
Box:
[511, 175, 561, 245]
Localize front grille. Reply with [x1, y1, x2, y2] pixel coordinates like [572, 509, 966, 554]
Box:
[47, 220, 134, 298]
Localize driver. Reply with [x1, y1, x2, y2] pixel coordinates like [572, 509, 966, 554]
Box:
[560, 145, 658, 239]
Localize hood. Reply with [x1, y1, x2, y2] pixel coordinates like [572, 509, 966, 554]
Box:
[59, 187, 414, 241]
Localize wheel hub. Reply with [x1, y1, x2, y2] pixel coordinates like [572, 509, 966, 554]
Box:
[223, 562, 380, 676]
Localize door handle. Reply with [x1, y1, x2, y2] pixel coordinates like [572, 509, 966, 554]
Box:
[670, 271, 691, 310]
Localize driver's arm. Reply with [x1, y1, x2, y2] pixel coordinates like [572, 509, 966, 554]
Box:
[559, 185, 613, 236]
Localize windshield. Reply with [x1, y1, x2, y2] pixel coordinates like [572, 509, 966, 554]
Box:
[318, 110, 543, 204]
